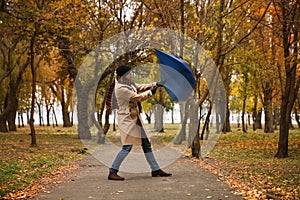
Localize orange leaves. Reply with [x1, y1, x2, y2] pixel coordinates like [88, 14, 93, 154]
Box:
[192, 130, 300, 200]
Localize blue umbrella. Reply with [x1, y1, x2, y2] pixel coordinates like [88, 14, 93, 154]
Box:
[155, 49, 196, 101]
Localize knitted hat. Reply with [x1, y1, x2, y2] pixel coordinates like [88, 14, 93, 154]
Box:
[116, 65, 131, 77]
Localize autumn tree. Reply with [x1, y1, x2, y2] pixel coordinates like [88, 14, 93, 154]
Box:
[0, 1, 30, 132]
[247, 4, 283, 133]
[48, 0, 90, 128]
[26, 0, 55, 146]
[274, 0, 300, 158]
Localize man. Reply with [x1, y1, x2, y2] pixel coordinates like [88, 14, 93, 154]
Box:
[108, 65, 172, 181]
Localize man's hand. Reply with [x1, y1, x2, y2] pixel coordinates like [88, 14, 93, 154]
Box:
[151, 86, 158, 95]
[156, 80, 166, 87]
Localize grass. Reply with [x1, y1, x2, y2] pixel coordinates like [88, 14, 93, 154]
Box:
[0, 126, 84, 198]
[0, 124, 299, 199]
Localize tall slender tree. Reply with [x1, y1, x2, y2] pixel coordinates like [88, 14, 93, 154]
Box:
[275, 0, 300, 158]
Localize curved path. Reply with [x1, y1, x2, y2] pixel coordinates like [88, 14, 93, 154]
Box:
[33, 154, 242, 200]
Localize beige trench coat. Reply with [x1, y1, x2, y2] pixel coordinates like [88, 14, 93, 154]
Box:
[115, 81, 156, 145]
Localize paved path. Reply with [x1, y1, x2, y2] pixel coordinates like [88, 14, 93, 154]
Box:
[33, 154, 242, 200]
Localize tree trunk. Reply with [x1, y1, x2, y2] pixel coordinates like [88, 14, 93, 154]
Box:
[75, 81, 92, 140]
[18, 112, 24, 128]
[61, 85, 72, 127]
[289, 118, 294, 129]
[189, 101, 198, 146]
[201, 103, 212, 140]
[273, 107, 280, 130]
[256, 108, 262, 129]
[7, 97, 17, 131]
[51, 105, 58, 127]
[171, 108, 174, 124]
[253, 93, 263, 130]
[95, 110, 105, 144]
[21, 113, 24, 127]
[62, 110, 71, 127]
[37, 102, 43, 126]
[154, 104, 164, 132]
[242, 95, 247, 133]
[45, 100, 51, 126]
[0, 113, 8, 132]
[75, 56, 114, 141]
[174, 100, 190, 144]
[17, 112, 20, 128]
[276, 99, 290, 158]
[101, 74, 115, 139]
[216, 0, 231, 133]
[113, 110, 116, 131]
[295, 107, 300, 128]
[154, 89, 164, 132]
[97, 94, 105, 128]
[275, 0, 300, 158]
[222, 103, 231, 132]
[214, 107, 218, 132]
[46, 107, 50, 126]
[98, 109, 110, 144]
[190, 101, 200, 158]
[29, 27, 37, 147]
[179, 103, 185, 123]
[263, 85, 274, 133]
[145, 113, 151, 124]
[26, 110, 30, 125]
[0, 80, 18, 132]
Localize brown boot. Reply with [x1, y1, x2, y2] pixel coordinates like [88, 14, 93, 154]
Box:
[151, 169, 172, 177]
[108, 172, 125, 181]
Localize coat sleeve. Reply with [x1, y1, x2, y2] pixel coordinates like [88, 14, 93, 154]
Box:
[136, 82, 156, 92]
[117, 84, 153, 103]
[129, 90, 153, 102]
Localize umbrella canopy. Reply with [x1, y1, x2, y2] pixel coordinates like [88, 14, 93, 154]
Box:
[155, 49, 196, 101]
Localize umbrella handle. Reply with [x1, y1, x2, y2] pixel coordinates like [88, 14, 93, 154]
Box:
[156, 80, 166, 87]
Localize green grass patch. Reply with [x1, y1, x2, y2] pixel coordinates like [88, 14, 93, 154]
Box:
[0, 126, 84, 198]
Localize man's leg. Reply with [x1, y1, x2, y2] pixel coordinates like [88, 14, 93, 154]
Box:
[141, 128, 172, 177]
[108, 145, 132, 180]
[142, 138, 160, 171]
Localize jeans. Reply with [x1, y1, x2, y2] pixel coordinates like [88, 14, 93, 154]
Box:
[109, 129, 160, 173]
